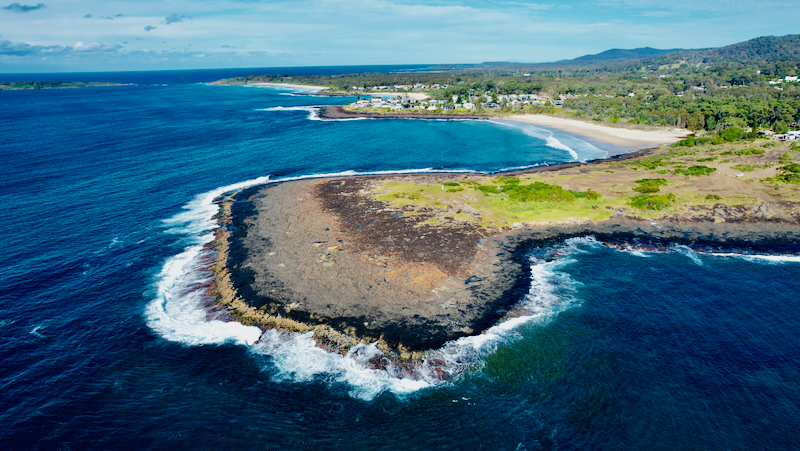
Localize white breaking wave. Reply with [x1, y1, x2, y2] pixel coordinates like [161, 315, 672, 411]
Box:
[674, 245, 704, 266]
[148, 175, 273, 346]
[256, 106, 323, 121]
[599, 238, 800, 265]
[708, 252, 800, 264]
[148, 168, 504, 399]
[427, 237, 586, 377]
[147, 167, 583, 398]
[497, 162, 548, 172]
[251, 331, 430, 401]
[488, 120, 580, 160]
[256, 105, 375, 122]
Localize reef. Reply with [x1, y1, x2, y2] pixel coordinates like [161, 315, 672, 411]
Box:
[209, 139, 800, 361]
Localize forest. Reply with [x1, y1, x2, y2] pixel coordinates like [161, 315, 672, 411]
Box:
[217, 34, 800, 132]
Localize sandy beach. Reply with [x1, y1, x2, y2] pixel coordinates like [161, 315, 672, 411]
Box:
[249, 82, 330, 91]
[507, 114, 691, 147]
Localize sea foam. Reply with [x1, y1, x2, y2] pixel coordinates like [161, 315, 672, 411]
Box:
[147, 171, 584, 399]
[256, 106, 373, 122]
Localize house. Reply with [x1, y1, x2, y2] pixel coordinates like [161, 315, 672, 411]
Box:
[787, 131, 800, 140]
[427, 105, 438, 111]
[441, 104, 455, 111]
[786, 76, 799, 82]
[462, 103, 475, 110]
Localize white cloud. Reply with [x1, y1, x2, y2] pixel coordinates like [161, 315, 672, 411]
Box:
[0, 0, 795, 71]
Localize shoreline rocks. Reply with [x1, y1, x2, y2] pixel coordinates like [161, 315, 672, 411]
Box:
[210, 172, 799, 360]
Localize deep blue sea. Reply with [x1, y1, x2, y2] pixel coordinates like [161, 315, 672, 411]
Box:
[2, 69, 800, 451]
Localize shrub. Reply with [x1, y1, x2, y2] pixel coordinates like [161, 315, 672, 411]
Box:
[706, 194, 722, 200]
[782, 163, 800, 174]
[442, 182, 460, 187]
[721, 147, 765, 156]
[630, 193, 676, 210]
[697, 157, 716, 162]
[574, 189, 602, 200]
[632, 178, 668, 193]
[497, 176, 521, 185]
[476, 181, 579, 202]
[732, 164, 770, 172]
[674, 165, 716, 176]
[719, 127, 743, 142]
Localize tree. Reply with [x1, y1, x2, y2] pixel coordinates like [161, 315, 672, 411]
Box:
[774, 120, 789, 134]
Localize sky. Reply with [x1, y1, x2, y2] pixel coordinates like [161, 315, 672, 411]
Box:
[0, 0, 796, 73]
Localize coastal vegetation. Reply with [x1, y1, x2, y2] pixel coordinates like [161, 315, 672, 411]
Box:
[369, 136, 799, 231]
[0, 81, 121, 90]
[217, 34, 800, 135]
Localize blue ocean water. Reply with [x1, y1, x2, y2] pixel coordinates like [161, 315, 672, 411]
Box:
[0, 64, 436, 84]
[2, 72, 799, 450]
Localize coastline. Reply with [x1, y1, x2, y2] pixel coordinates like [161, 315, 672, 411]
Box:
[319, 106, 691, 148]
[201, 109, 799, 365]
[506, 114, 692, 147]
[318, 105, 490, 121]
[238, 82, 329, 91]
[208, 144, 799, 360]
[212, 173, 799, 361]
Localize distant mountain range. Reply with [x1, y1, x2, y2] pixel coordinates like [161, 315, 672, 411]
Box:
[474, 34, 800, 70]
[558, 47, 683, 64]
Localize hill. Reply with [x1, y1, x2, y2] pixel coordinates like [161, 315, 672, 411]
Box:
[560, 47, 682, 64]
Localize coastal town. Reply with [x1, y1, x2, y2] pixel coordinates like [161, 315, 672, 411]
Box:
[347, 91, 564, 112]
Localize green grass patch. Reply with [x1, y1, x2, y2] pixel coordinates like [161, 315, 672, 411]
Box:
[482, 181, 579, 202]
[674, 165, 716, 176]
[497, 176, 521, 185]
[764, 164, 800, 183]
[696, 157, 716, 162]
[782, 163, 800, 173]
[630, 193, 676, 210]
[706, 194, 722, 200]
[442, 182, 460, 187]
[391, 192, 420, 200]
[574, 189, 602, 200]
[446, 188, 464, 193]
[732, 163, 771, 172]
[631, 157, 676, 170]
[721, 147, 765, 156]
[632, 178, 668, 193]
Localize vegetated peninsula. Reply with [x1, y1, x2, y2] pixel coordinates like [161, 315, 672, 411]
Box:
[0, 81, 122, 90]
[209, 34, 800, 364]
[216, 34, 800, 136]
[211, 132, 800, 362]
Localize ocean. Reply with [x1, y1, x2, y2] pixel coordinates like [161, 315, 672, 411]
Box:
[2, 69, 799, 450]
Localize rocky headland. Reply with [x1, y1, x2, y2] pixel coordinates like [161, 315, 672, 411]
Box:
[209, 138, 800, 361]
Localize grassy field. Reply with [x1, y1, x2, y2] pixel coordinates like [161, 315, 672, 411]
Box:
[368, 138, 799, 231]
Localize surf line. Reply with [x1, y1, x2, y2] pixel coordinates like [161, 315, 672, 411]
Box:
[144, 167, 590, 398]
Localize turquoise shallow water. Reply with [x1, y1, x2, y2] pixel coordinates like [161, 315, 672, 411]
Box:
[2, 70, 799, 450]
